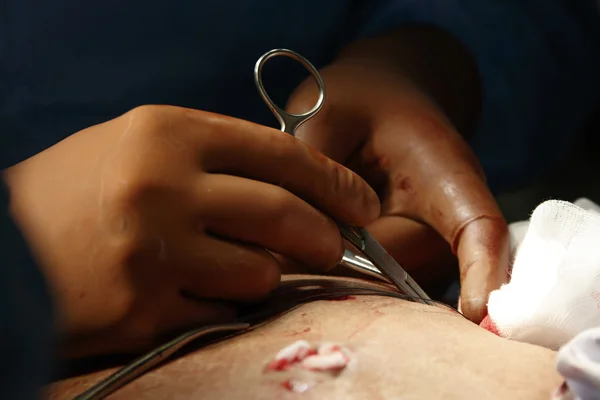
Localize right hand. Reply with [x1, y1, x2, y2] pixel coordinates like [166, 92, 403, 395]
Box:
[3, 105, 380, 357]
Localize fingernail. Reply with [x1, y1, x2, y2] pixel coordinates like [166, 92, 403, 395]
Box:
[460, 296, 487, 323]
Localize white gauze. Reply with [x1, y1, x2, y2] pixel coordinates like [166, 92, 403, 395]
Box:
[486, 199, 600, 350]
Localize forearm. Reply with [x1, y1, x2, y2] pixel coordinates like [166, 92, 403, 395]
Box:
[296, 26, 482, 139]
[342, 26, 481, 137]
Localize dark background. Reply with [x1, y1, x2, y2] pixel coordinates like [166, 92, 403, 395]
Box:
[496, 109, 600, 222]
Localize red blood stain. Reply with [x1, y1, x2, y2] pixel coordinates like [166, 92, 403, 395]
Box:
[326, 345, 341, 353]
[378, 156, 391, 169]
[281, 380, 294, 391]
[287, 327, 311, 337]
[265, 348, 318, 371]
[266, 358, 292, 372]
[554, 381, 570, 397]
[480, 314, 501, 336]
[396, 176, 412, 191]
[327, 295, 356, 301]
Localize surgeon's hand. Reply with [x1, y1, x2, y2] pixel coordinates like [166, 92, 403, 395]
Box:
[3, 105, 379, 357]
[287, 28, 510, 323]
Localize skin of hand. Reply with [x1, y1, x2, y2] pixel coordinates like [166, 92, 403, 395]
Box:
[2, 105, 380, 358]
[286, 27, 510, 323]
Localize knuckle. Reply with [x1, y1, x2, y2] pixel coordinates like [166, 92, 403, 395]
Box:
[267, 130, 302, 163]
[117, 177, 163, 208]
[225, 248, 281, 301]
[126, 104, 179, 140]
[245, 254, 281, 298]
[101, 287, 140, 335]
[129, 104, 163, 123]
[122, 312, 161, 341]
[312, 219, 344, 270]
[127, 105, 210, 158]
[330, 161, 359, 198]
[130, 104, 173, 119]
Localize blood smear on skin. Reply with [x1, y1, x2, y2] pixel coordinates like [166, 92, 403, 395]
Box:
[480, 314, 501, 336]
[318, 342, 343, 355]
[266, 340, 352, 374]
[301, 342, 351, 371]
[265, 340, 316, 371]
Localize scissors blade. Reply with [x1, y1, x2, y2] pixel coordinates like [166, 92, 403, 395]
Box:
[356, 227, 434, 305]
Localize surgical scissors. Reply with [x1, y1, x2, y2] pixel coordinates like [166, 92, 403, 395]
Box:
[254, 49, 433, 305]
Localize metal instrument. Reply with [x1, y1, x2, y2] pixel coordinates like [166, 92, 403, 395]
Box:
[70, 49, 435, 400]
[254, 48, 433, 305]
[72, 323, 250, 400]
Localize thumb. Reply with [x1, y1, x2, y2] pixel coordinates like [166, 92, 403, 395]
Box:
[366, 108, 510, 323]
[456, 215, 510, 323]
[412, 164, 510, 323]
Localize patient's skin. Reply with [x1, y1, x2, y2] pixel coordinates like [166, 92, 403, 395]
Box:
[47, 276, 561, 400]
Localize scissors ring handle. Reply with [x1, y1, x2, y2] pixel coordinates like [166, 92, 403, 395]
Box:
[254, 48, 326, 135]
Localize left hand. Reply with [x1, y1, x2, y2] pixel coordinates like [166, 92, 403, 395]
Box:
[286, 39, 509, 323]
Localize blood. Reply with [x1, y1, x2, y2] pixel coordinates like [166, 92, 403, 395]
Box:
[318, 342, 342, 354]
[552, 381, 570, 398]
[396, 176, 413, 191]
[265, 340, 317, 371]
[479, 314, 501, 336]
[265, 348, 318, 371]
[285, 327, 311, 337]
[266, 341, 352, 377]
[327, 295, 356, 301]
[266, 358, 292, 372]
[301, 342, 351, 371]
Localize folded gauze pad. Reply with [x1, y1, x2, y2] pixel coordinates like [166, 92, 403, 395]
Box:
[485, 199, 600, 350]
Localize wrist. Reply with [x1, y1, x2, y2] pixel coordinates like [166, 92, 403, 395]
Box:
[332, 25, 481, 138]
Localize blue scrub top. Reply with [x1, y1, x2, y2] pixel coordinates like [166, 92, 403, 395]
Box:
[0, 1, 598, 397]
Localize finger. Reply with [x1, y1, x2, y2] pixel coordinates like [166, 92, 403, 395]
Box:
[188, 110, 379, 227]
[368, 110, 509, 323]
[123, 292, 237, 352]
[290, 84, 508, 321]
[198, 174, 343, 271]
[456, 216, 510, 323]
[366, 215, 450, 272]
[158, 294, 238, 334]
[269, 252, 307, 275]
[173, 234, 281, 302]
[389, 150, 509, 322]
